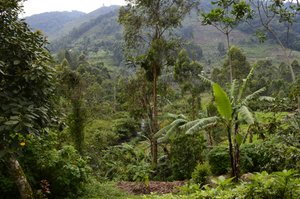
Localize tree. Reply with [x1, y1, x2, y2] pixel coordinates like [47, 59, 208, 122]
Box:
[0, 1, 55, 198]
[217, 42, 226, 56]
[249, 0, 300, 111]
[174, 49, 206, 119]
[119, 0, 199, 168]
[58, 60, 86, 155]
[201, 0, 252, 83]
[212, 46, 251, 85]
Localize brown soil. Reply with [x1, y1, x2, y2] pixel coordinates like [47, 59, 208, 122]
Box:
[117, 181, 185, 195]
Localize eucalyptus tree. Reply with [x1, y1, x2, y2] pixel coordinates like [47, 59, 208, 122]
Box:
[0, 1, 56, 198]
[201, 0, 252, 83]
[119, 0, 199, 167]
[249, 0, 300, 111]
[174, 49, 206, 119]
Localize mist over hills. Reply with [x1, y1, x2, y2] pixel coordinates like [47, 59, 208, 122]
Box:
[25, 5, 120, 40]
[25, 4, 300, 68]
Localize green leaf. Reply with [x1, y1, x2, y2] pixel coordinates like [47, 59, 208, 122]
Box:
[4, 120, 19, 125]
[13, 60, 21, 65]
[213, 83, 232, 121]
[183, 116, 219, 135]
[239, 105, 254, 125]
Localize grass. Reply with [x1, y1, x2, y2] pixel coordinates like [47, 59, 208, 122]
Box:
[78, 181, 143, 199]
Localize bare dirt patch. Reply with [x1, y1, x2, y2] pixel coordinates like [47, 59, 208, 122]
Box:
[117, 181, 185, 195]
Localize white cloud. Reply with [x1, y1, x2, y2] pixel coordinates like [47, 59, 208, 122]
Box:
[22, 0, 126, 16]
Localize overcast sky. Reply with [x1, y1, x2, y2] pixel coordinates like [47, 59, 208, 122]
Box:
[22, 0, 126, 17]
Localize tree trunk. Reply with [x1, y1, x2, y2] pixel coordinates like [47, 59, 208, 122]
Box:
[6, 155, 34, 199]
[151, 65, 159, 168]
[226, 33, 233, 83]
[233, 117, 240, 182]
[227, 123, 235, 178]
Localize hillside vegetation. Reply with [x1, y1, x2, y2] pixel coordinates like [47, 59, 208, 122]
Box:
[1, 0, 300, 199]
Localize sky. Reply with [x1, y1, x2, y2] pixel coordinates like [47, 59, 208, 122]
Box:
[22, 0, 126, 17]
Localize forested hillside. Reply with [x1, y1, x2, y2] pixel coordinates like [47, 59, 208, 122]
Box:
[1, 0, 300, 199]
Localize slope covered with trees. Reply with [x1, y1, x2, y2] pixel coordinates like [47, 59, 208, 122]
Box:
[1, 0, 300, 199]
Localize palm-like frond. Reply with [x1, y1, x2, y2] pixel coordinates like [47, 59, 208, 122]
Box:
[198, 74, 214, 85]
[238, 105, 254, 125]
[161, 113, 188, 120]
[259, 96, 275, 102]
[155, 118, 187, 139]
[241, 87, 266, 106]
[181, 116, 220, 135]
[230, 79, 239, 103]
[238, 64, 257, 101]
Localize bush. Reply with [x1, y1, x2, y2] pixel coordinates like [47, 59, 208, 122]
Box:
[170, 133, 206, 180]
[240, 139, 300, 173]
[191, 162, 211, 186]
[181, 170, 300, 199]
[98, 143, 151, 181]
[207, 146, 230, 175]
[21, 132, 91, 199]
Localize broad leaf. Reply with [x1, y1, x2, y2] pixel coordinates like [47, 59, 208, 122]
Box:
[181, 116, 219, 135]
[239, 105, 254, 125]
[213, 83, 232, 121]
[241, 87, 266, 106]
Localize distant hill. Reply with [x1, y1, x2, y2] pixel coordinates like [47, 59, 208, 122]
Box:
[25, 3, 300, 69]
[25, 5, 120, 40]
[25, 11, 86, 39]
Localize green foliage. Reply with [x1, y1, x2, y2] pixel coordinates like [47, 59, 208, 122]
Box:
[212, 46, 251, 85]
[170, 133, 206, 180]
[98, 143, 152, 181]
[175, 170, 300, 199]
[112, 115, 139, 143]
[174, 49, 206, 118]
[3, 132, 91, 199]
[213, 83, 232, 121]
[240, 139, 300, 173]
[207, 146, 231, 175]
[78, 181, 139, 199]
[191, 162, 211, 186]
[0, 0, 56, 151]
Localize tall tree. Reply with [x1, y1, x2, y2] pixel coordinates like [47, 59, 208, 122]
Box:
[249, 0, 300, 111]
[119, 0, 199, 168]
[0, 1, 55, 198]
[201, 0, 252, 83]
[174, 49, 206, 119]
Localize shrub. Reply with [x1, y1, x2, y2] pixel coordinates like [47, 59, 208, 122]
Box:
[21, 132, 91, 199]
[170, 133, 206, 180]
[98, 143, 151, 181]
[240, 139, 300, 173]
[191, 162, 211, 186]
[184, 170, 300, 199]
[207, 145, 230, 175]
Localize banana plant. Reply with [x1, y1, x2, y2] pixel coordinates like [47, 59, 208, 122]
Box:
[156, 65, 273, 180]
[186, 65, 275, 180]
